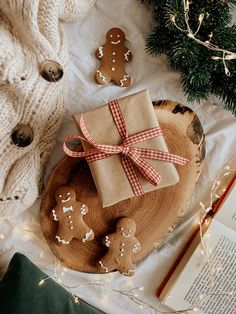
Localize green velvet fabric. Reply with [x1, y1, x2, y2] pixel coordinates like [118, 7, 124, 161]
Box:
[0, 253, 104, 314]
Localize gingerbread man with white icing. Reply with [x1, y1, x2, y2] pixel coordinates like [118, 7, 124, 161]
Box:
[95, 28, 132, 87]
[97, 218, 141, 276]
[51, 186, 94, 245]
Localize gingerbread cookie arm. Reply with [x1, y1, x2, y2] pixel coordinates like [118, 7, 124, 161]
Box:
[95, 45, 105, 60]
[124, 47, 132, 62]
[132, 239, 141, 253]
[51, 205, 62, 222]
[102, 233, 116, 247]
[75, 203, 88, 215]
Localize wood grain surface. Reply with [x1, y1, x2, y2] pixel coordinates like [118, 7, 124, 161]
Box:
[40, 100, 205, 273]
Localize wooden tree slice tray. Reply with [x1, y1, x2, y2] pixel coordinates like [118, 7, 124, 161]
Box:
[40, 100, 205, 273]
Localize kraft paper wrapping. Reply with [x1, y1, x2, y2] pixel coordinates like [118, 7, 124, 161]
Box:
[73, 90, 179, 207]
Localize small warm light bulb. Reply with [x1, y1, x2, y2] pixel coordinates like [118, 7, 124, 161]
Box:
[188, 32, 194, 38]
[74, 296, 80, 304]
[198, 13, 204, 22]
[212, 56, 221, 60]
[38, 279, 45, 286]
[171, 15, 176, 22]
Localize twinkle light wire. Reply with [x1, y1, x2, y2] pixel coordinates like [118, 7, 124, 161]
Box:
[33, 155, 236, 314]
[170, 0, 236, 76]
[0, 156, 234, 313]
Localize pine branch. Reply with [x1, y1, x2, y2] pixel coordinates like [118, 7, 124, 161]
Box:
[143, 0, 236, 115]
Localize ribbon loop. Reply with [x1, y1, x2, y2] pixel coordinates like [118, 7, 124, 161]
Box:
[63, 100, 189, 196]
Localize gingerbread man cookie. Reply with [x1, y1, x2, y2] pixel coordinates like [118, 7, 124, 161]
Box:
[51, 186, 94, 245]
[97, 218, 141, 276]
[95, 28, 132, 87]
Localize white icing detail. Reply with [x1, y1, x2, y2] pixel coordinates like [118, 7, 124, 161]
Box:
[121, 243, 125, 246]
[122, 269, 135, 276]
[112, 60, 115, 63]
[99, 261, 109, 273]
[132, 243, 140, 253]
[120, 248, 124, 252]
[68, 215, 71, 218]
[119, 253, 124, 257]
[105, 236, 110, 247]
[119, 75, 130, 87]
[61, 196, 71, 203]
[52, 209, 58, 221]
[111, 40, 121, 45]
[113, 52, 116, 55]
[98, 46, 104, 58]
[96, 70, 107, 83]
[124, 50, 131, 61]
[55, 236, 70, 245]
[62, 206, 73, 213]
[118, 35, 120, 38]
[70, 226, 74, 230]
[112, 67, 115, 71]
[122, 231, 131, 238]
[69, 221, 73, 224]
[82, 229, 93, 243]
[67, 192, 70, 196]
[80, 204, 87, 215]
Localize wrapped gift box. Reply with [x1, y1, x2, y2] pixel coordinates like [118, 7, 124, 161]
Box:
[73, 89, 182, 207]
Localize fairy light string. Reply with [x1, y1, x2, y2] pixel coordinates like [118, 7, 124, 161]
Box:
[170, 0, 236, 76]
[1, 158, 235, 313]
[34, 159, 236, 313]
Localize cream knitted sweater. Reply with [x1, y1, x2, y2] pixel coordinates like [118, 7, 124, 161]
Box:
[0, 0, 95, 218]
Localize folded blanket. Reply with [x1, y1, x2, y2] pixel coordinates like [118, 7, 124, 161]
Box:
[0, 0, 96, 218]
[0, 252, 103, 314]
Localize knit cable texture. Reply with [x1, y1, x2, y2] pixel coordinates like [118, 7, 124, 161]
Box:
[0, 0, 96, 218]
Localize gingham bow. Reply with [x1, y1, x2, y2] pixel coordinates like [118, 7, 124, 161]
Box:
[63, 100, 189, 196]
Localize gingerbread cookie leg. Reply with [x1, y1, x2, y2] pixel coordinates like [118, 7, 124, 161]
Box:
[55, 226, 73, 245]
[117, 258, 135, 276]
[97, 256, 116, 273]
[113, 71, 131, 87]
[94, 69, 111, 85]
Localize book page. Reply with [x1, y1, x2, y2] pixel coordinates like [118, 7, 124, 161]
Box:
[163, 220, 236, 314]
[214, 181, 236, 232]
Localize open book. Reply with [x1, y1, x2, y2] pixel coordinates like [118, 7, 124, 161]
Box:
[157, 175, 236, 313]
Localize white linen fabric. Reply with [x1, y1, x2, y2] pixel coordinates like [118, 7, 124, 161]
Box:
[0, 1, 236, 313]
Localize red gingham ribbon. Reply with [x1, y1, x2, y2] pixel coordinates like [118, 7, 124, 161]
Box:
[63, 100, 189, 196]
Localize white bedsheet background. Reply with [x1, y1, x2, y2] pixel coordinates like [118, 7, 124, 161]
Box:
[1, 1, 236, 313]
